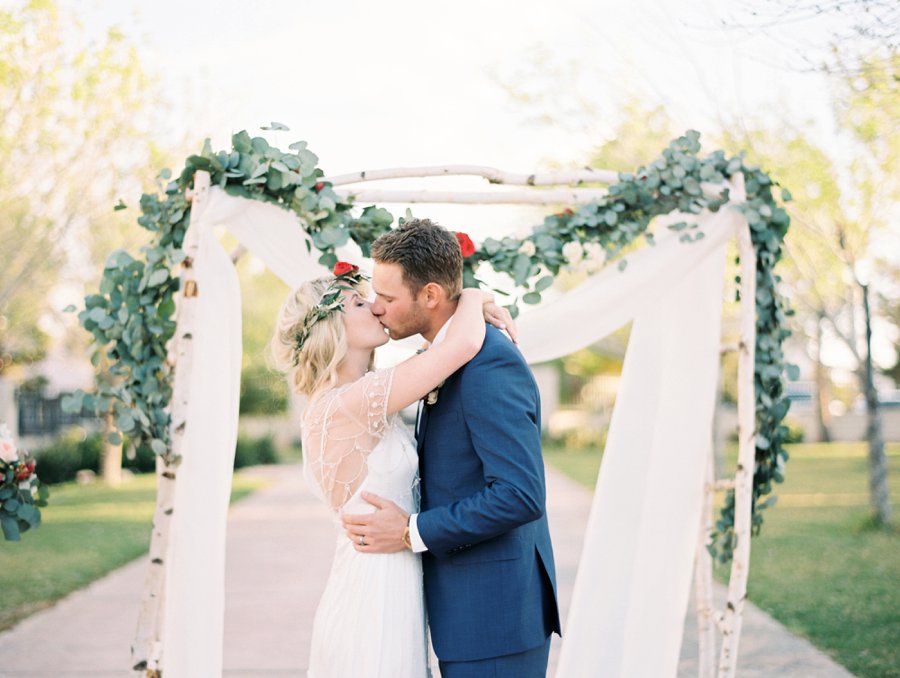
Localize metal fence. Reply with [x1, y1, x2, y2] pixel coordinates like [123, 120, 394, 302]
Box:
[16, 392, 95, 436]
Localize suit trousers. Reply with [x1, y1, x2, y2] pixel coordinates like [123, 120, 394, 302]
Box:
[437, 636, 551, 678]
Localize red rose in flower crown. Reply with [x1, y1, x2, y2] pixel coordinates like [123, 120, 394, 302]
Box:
[293, 263, 368, 359]
[315, 182, 326, 193]
[333, 261, 359, 276]
[455, 232, 476, 258]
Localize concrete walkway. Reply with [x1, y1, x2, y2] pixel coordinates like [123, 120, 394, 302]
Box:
[0, 464, 856, 677]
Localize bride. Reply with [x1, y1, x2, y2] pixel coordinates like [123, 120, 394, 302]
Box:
[270, 262, 514, 677]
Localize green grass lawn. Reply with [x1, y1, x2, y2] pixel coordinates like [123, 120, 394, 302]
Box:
[0, 471, 267, 631]
[543, 441, 900, 678]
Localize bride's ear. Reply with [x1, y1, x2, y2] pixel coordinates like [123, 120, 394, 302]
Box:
[419, 282, 446, 309]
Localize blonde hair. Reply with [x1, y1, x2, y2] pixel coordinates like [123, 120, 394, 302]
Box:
[270, 278, 347, 396]
[270, 276, 374, 397]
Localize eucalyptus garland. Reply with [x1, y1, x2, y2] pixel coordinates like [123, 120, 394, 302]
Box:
[67, 129, 792, 562]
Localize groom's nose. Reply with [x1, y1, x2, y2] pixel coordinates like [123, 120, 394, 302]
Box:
[370, 299, 385, 316]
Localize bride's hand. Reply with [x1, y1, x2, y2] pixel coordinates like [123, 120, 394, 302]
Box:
[481, 294, 518, 344]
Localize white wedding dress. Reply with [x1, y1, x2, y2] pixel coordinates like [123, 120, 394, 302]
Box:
[301, 367, 430, 678]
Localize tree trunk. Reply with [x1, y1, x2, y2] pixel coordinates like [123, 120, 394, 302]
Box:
[101, 408, 123, 486]
[813, 311, 832, 443]
[861, 284, 892, 525]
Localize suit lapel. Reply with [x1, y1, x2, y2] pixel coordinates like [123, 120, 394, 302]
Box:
[416, 402, 430, 455]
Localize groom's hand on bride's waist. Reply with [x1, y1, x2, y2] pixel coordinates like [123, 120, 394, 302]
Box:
[341, 492, 410, 554]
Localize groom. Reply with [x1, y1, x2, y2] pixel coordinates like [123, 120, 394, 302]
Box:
[341, 218, 560, 677]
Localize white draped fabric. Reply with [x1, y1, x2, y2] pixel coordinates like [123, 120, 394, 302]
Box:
[160, 186, 745, 677]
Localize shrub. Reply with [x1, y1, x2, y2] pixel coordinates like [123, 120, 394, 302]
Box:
[233, 434, 279, 468]
[33, 430, 102, 484]
[124, 441, 158, 473]
[35, 430, 280, 483]
[239, 366, 288, 415]
[34, 431, 158, 484]
[543, 427, 608, 452]
[783, 419, 805, 444]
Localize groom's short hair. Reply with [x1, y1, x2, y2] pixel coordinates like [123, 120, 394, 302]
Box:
[371, 218, 463, 299]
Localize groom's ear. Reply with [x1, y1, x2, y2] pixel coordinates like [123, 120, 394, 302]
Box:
[419, 282, 447, 309]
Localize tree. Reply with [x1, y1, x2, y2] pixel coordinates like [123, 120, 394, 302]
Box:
[830, 51, 898, 525]
[717, 126, 845, 441]
[719, 51, 898, 525]
[0, 1, 170, 373]
[231, 248, 291, 417]
[1, 1, 181, 484]
[716, 0, 899, 74]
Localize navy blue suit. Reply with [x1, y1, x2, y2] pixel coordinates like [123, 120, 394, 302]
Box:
[416, 325, 560, 675]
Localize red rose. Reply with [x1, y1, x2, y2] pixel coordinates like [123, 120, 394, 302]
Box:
[333, 261, 359, 276]
[14, 463, 32, 482]
[455, 232, 476, 258]
[314, 182, 325, 193]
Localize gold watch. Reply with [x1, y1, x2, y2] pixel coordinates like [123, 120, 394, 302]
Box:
[402, 515, 412, 550]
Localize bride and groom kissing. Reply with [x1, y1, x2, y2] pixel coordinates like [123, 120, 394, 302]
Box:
[271, 218, 560, 677]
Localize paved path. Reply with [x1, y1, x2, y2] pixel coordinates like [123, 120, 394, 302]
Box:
[0, 464, 856, 677]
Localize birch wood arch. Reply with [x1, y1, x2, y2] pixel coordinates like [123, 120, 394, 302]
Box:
[133, 171, 752, 678]
[67, 130, 791, 678]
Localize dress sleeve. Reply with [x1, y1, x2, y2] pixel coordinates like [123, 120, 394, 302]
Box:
[301, 368, 394, 510]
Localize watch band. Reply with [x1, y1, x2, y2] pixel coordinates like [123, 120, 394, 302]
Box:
[402, 515, 412, 550]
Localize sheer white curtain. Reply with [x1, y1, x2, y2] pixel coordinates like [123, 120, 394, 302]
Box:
[160, 193, 329, 677]
[159, 187, 745, 677]
[515, 211, 737, 677]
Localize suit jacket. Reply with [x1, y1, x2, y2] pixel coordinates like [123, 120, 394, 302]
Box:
[416, 324, 561, 662]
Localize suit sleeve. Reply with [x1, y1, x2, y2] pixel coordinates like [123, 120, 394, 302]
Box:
[415, 343, 545, 557]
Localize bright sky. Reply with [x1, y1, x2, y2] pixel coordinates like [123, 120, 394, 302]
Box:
[69, 0, 840, 171]
[63, 0, 894, 370]
[64, 0, 850, 241]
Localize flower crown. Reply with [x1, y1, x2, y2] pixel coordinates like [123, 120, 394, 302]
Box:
[292, 262, 368, 363]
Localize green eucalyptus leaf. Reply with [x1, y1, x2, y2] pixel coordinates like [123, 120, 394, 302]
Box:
[250, 137, 269, 153]
[318, 252, 338, 268]
[534, 275, 554, 293]
[116, 414, 135, 432]
[232, 131, 252, 153]
[512, 254, 532, 286]
[17, 504, 40, 527]
[147, 269, 168, 287]
[1, 515, 20, 541]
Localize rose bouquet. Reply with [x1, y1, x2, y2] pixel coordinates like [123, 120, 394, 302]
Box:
[0, 423, 49, 541]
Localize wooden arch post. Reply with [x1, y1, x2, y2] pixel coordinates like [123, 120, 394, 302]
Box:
[131, 166, 757, 677]
[131, 170, 211, 676]
[693, 184, 758, 678]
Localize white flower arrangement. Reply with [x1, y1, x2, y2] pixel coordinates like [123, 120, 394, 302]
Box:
[0, 422, 49, 541]
[562, 240, 584, 266]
